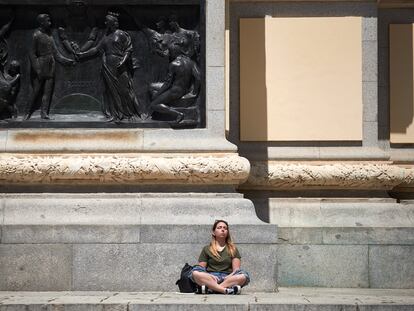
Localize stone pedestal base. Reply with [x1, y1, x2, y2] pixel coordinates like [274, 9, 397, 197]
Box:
[0, 193, 278, 292]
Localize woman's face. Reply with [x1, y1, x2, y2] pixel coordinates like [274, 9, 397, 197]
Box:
[213, 221, 228, 239]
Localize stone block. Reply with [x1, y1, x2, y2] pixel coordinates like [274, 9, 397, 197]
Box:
[323, 227, 414, 245]
[362, 40, 378, 82]
[0, 130, 6, 152]
[320, 202, 414, 227]
[129, 305, 246, 311]
[237, 244, 278, 292]
[206, 0, 225, 67]
[139, 224, 277, 244]
[318, 147, 387, 160]
[2, 225, 141, 244]
[5, 129, 143, 152]
[141, 128, 236, 152]
[369, 246, 414, 288]
[72, 244, 202, 291]
[3, 194, 141, 225]
[72, 243, 277, 292]
[250, 305, 356, 311]
[277, 227, 323, 245]
[268, 201, 323, 227]
[277, 245, 369, 287]
[362, 17, 377, 41]
[0, 244, 72, 291]
[264, 147, 320, 161]
[206, 66, 225, 111]
[140, 197, 262, 225]
[363, 121, 378, 147]
[363, 82, 378, 122]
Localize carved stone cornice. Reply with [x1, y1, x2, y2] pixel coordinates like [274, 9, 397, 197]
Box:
[242, 161, 414, 190]
[0, 153, 250, 185]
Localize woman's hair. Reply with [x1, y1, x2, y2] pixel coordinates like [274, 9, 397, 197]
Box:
[209, 219, 237, 259]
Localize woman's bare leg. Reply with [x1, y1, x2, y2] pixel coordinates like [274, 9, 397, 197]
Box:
[192, 271, 226, 294]
[220, 274, 247, 288]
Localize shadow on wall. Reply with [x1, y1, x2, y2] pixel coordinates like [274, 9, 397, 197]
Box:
[389, 24, 414, 133]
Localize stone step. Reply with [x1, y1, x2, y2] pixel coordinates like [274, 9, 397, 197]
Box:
[0, 288, 413, 310]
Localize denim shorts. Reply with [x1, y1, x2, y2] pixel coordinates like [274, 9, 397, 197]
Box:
[189, 265, 250, 286]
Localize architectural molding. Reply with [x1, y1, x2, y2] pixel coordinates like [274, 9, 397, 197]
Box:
[0, 153, 250, 185]
[242, 161, 414, 190]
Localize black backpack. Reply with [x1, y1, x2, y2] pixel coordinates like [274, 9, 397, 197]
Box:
[175, 263, 197, 293]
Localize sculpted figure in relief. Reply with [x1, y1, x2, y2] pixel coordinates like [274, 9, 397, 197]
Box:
[25, 13, 76, 120]
[77, 12, 142, 122]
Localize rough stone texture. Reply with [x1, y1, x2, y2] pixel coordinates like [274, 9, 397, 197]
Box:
[139, 197, 262, 225]
[1, 288, 414, 310]
[206, 0, 225, 67]
[72, 244, 199, 291]
[265, 200, 414, 227]
[363, 82, 378, 122]
[5, 129, 143, 152]
[0, 153, 249, 186]
[0, 130, 6, 152]
[1, 225, 141, 244]
[72, 243, 277, 292]
[362, 40, 378, 83]
[140, 224, 277, 244]
[277, 227, 323, 244]
[323, 227, 414, 245]
[362, 16, 377, 41]
[243, 162, 414, 190]
[363, 121, 379, 147]
[206, 66, 225, 111]
[369, 246, 414, 288]
[2, 193, 262, 226]
[3, 194, 142, 225]
[0, 244, 72, 291]
[277, 245, 369, 287]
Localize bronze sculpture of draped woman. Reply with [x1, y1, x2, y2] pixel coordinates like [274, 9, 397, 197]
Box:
[78, 12, 142, 122]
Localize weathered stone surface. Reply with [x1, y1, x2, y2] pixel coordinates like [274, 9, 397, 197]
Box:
[244, 162, 414, 190]
[277, 245, 368, 287]
[1, 288, 414, 310]
[369, 246, 414, 288]
[72, 243, 277, 292]
[2, 225, 141, 244]
[0, 153, 250, 186]
[140, 224, 277, 244]
[6, 129, 143, 152]
[277, 228, 323, 244]
[206, 0, 225, 67]
[140, 197, 262, 225]
[3, 194, 141, 225]
[323, 227, 414, 245]
[72, 244, 200, 291]
[266, 198, 414, 226]
[206, 67, 225, 111]
[0, 244, 72, 291]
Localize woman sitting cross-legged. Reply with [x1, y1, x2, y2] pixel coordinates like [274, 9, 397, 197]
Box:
[189, 219, 250, 295]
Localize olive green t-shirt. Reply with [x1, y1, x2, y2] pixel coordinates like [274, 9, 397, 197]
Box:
[198, 245, 241, 273]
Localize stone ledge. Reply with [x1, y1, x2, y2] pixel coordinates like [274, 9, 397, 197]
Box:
[242, 161, 414, 190]
[0, 153, 250, 186]
[0, 224, 278, 244]
[0, 288, 413, 310]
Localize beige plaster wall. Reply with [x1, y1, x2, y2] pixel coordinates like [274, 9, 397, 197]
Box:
[239, 17, 363, 141]
[390, 24, 414, 144]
